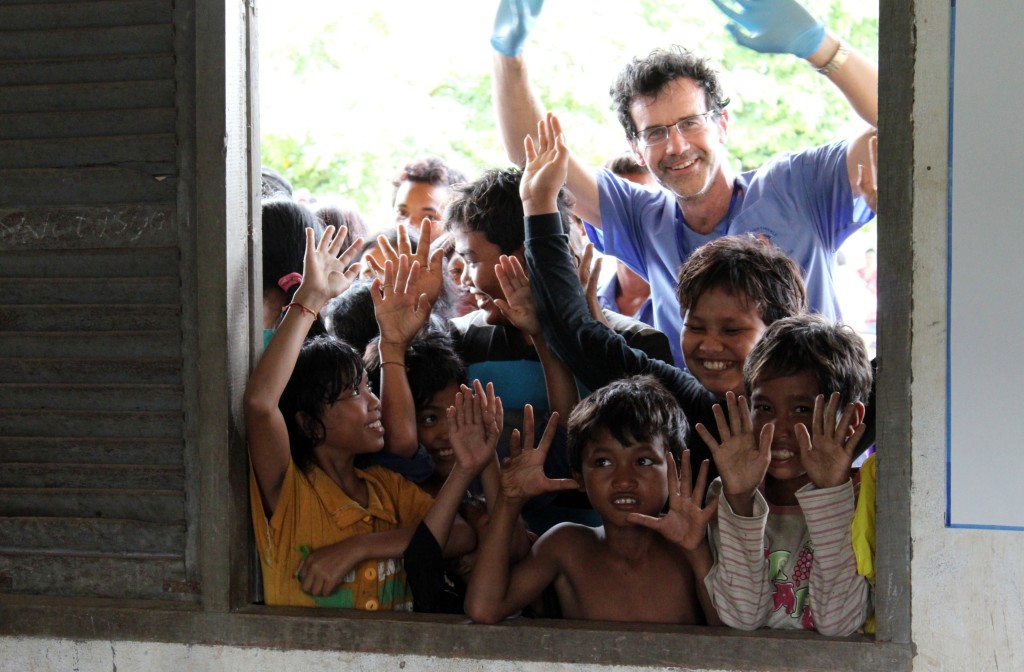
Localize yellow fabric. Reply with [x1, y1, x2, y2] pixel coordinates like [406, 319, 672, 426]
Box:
[249, 461, 434, 609]
[851, 452, 877, 633]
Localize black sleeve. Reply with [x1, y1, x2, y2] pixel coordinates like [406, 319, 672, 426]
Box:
[524, 213, 721, 481]
[403, 522, 464, 614]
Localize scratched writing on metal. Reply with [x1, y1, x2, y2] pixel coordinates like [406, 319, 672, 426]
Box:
[0, 207, 169, 245]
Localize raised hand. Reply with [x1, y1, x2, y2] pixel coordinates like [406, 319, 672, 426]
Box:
[857, 134, 879, 213]
[474, 379, 504, 453]
[711, 0, 826, 59]
[295, 225, 363, 310]
[695, 391, 773, 513]
[493, 254, 541, 336]
[447, 383, 501, 477]
[627, 451, 719, 552]
[500, 405, 577, 501]
[520, 113, 569, 216]
[363, 221, 446, 307]
[795, 392, 866, 490]
[576, 243, 611, 326]
[370, 255, 432, 347]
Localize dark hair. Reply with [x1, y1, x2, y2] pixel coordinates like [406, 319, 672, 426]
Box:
[261, 198, 323, 297]
[676, 235, 807, 326]
[610, 46, 731, 140]
[444, 168, 576, 254]
[392, 156, 468, 203]
[567, 375, 687, 473]
[743, 314, 873, 408]
[313, 200, 368, 247]
[604, 153, 649, 178]
[322, 281, 379, 357]
[364, 326, 467, 409]
[261, 166, 293, 199]
[279, 336, 365, 472]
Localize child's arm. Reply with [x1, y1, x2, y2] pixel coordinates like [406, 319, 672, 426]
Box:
[245, 225, 362, 517]
[371, 254, 433, 458]
[297, 386, 500, 599]
[494, 253, 579, 424]
[626, 450, 722, 626]
[695, 392, 773, 517]
[695, 392, 777, 630]
[794, 392, 871, 636]
[418, 382, 501, 554]
[464, 407, 579, 624]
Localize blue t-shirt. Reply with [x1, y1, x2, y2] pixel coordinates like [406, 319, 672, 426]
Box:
[592, 140, 874, 366]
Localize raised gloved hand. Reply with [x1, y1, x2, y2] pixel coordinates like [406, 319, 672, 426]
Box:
[711, 0, 826, 59]
[490, 0, 545, 57]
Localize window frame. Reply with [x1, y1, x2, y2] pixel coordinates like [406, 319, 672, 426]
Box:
[0, 0, 914, 669]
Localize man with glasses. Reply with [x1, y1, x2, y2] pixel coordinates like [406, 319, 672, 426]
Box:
[490, 0, 878, 367]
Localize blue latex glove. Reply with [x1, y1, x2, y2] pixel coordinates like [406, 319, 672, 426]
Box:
[710, 0, 826, 59]
[490, 0, 545, 57]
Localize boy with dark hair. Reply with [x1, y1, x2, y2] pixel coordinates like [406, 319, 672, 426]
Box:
[697, 313, 872, 635]
[465, 375, 720, 625]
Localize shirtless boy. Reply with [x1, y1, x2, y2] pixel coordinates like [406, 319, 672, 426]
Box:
[465, 376, 719, 624]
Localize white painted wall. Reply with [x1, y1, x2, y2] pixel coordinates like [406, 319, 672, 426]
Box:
[909, 0, 1024, 669]
[0, 638, 728, 672]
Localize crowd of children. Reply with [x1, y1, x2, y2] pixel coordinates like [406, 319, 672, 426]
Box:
[244, 0, 879, 637]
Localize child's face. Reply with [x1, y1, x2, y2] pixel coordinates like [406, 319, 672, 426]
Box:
[452, 228, 512, 325]
[578, 427, 671, 527]
[749, 370, 820, 486]
[417, 382, 461, 478]
[682, 286, 767, 398]
[319, 371, 385, 455]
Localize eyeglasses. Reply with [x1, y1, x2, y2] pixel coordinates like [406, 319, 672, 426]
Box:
[633, 111, 717, 148]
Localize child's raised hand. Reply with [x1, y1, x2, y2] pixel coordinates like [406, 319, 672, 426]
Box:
[364, 221, 446, 306]
[296, 225, 363, 309]
[447, 383, 500, 477]
[500, 405, 578, 501]
[576, 243, 611, 326]
[493, 255, 541, 336]
[520, 112, 570, 216]
[795, 392, 866, 489]
[696, 392, 773, 506]
[474, 379, 504, 452]
[371, 255, 432, 346]
[627, 450, 719, 552]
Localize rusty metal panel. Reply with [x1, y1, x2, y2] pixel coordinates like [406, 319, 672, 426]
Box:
[0, 0, 195, 607]
[0, 170, 177, 206]
[0, 54, 175, 86]
[0, 437, 182, 466]
[0, 552, 191, 601]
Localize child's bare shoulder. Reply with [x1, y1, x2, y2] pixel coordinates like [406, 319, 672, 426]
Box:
[532, 522, 604, 558]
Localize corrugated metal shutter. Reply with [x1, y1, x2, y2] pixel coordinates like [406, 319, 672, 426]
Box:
[0, 0, 196, 601]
